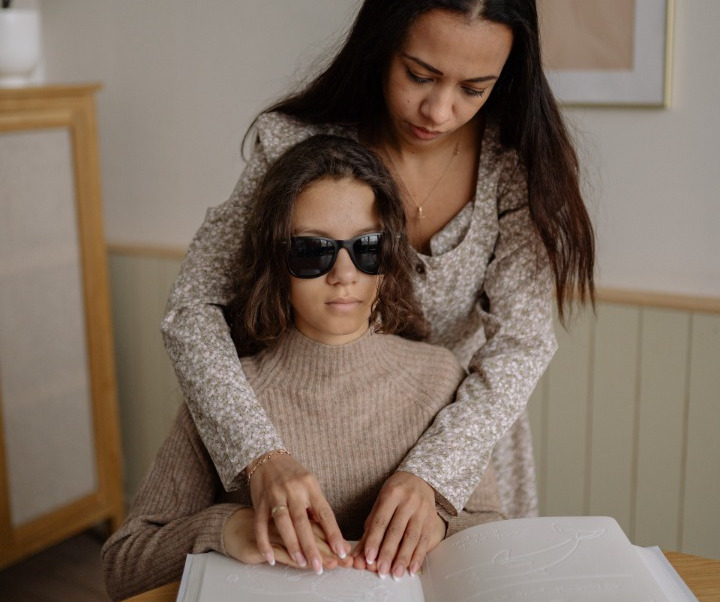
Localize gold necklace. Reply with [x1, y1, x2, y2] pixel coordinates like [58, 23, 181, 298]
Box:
[383, 137, 461, 220]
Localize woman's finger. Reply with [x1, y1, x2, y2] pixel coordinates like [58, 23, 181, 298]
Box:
[287, 503, 325, 574]
[391, 516, 427, 579]
[308, 493, 350, 559]
[406, 528, 431, 577]
[360, 497, 397, 568]
[252, 506, 277, 566]
[374, 504, 414, 578]
[268, 503, 309, 569]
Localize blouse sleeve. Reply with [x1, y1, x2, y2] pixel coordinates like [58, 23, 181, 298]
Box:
[396, 157, 557, 516]
[100, 406, 246, 601]
[160, 141, 285, 491]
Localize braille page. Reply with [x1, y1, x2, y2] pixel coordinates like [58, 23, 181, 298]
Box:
[178, 551, 426, 602]
[420, 516, 686, 602]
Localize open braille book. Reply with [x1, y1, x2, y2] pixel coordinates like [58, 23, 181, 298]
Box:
[176, 516, 697, 601]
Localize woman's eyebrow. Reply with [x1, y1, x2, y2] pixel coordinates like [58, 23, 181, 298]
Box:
[402, 53, 499, 83]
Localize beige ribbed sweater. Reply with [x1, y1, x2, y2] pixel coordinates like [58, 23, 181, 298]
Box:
[101, 328, 503, 601]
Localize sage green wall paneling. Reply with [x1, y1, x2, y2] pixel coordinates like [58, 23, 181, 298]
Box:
[588, 304, 640, 534]
[108, 254, 183, 503]
[544, 307, 594, 516]
[682, 313, 720, 559]
[527, 371, 548, 514]
[634, 309, 691, 550]
[156, 259, 185, 428]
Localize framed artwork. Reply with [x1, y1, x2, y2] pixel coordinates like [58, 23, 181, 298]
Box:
[539, 0, 674, 107]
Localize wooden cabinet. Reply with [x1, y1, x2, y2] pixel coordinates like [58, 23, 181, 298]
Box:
[0, 85, 124, 567]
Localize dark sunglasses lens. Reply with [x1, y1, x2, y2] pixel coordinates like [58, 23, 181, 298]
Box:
[352, 233, 382, 274]
[288, 237, 336, 277]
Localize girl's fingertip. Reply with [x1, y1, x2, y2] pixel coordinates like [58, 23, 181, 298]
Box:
[334, 543, 347, 559]
[312, 557, 323, 575]
[264, 552, 275, 566]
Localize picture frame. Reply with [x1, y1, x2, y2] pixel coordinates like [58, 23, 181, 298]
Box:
[540, 0, 674, 108]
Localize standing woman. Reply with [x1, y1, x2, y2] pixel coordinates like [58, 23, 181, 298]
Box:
[161, 0, 594, 582]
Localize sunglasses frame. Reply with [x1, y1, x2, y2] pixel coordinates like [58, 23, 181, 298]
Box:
[284, 232, 384, 279]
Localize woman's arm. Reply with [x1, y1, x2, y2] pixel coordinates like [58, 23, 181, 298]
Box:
[355, 155, 557, 576]
[397, 158, 557, 515]
[161, 143, 281, 489]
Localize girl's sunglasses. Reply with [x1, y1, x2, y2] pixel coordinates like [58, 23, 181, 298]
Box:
[286, 232, 383, 278]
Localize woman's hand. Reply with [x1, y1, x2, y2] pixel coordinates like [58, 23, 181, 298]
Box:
[224, 507, 350, 570]
[351, 472, 446, 579]
[248, 452, 350, 574]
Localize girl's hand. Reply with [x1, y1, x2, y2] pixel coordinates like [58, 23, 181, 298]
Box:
[248, 452, 350, 574]
[351, 472, 446, 579]
[224, 507, 351, 570]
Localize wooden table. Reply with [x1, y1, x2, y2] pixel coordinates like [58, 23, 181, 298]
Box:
[123, 551, 720, 601]
[664, 552, 720, 602]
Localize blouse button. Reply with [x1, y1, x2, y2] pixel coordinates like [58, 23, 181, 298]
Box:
[415, 262, 426, 275]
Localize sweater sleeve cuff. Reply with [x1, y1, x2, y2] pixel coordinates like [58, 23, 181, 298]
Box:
[191, 503, 248, 556]
[395, 466, 460, 516]
[445, 510, 506, 538]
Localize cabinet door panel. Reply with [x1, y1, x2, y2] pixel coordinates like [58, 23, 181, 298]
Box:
[0, 86, 123, 568]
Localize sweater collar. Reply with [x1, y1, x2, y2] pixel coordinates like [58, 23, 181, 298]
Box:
[251, 326, 384, 384]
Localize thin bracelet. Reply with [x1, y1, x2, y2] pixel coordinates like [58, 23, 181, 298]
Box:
[246, 449, 290, 483]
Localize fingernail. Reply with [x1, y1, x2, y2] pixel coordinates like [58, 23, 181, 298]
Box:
[365, 548, 377, 565]
[264, 552, 276, 566]
[378, 561, 390, 578]
[312, 558, 323, 575]
[409, 562, 419, 576]
[294, 552, 307, 568]
[392, 566, 405, 581]
[335, 543, 347, 559]
[378, 571, 387, 580]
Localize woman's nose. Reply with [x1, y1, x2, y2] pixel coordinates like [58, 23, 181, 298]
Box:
[327, 248, 358, 284]
[420, 87, 453, 125]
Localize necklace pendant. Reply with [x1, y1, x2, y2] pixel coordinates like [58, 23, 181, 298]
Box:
[417, 206, 425, 220]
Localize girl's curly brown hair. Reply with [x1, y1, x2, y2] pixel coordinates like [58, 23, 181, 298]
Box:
[227, 135, 427, 357]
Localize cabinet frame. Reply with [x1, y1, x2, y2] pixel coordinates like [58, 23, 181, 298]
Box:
[0, 85, 124, 568]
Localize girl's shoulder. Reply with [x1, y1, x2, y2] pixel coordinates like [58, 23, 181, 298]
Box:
[379, 333, 465, 377]
[377, 334, 466, 400]
[254, 112, 357, 163]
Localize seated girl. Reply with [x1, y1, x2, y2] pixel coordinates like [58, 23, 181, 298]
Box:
[101, 135, 503, 601]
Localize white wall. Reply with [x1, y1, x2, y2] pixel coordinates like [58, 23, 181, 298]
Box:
[37, 0, 720, 298]
[566, 2, 720, 297]
[38, 0, 359, 246]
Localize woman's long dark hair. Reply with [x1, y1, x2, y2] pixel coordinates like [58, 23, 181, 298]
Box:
[253, 0, 594, 322]
[227, 135, 427, 357]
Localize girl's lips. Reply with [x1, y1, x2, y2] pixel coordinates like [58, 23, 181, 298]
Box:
[326, 298, 361, 313]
